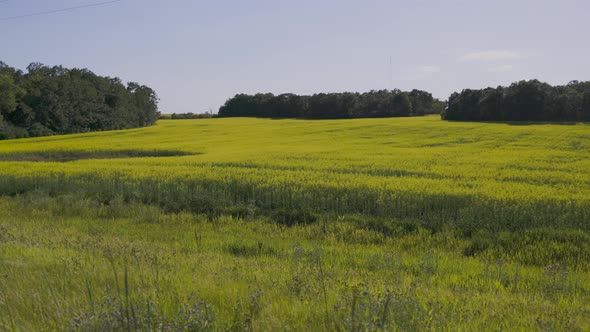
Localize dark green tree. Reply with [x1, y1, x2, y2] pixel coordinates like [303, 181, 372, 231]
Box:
[391, 92, 413, 116]
[0, 61, 160, 140]
[443, 79, 590, 122]
[582, 89, 590, 121]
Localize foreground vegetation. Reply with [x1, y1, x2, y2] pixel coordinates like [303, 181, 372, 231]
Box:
[1, 194, 589, 331]
[1, 116, 589, 330]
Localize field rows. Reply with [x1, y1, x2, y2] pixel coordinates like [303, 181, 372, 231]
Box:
[0, 116, 589, 233]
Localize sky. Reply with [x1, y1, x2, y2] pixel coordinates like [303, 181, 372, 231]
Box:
[1, 0, 589, 114]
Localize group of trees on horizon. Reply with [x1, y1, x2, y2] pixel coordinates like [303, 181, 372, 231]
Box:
[161, 111, 217, 120]
[218, 90, 444, 119]
[3, 60, 590, 142]
[0, 61, 159, 140]
[443, 80, 590, 122]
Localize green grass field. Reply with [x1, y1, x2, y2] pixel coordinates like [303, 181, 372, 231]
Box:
[1, 116, 589, 330]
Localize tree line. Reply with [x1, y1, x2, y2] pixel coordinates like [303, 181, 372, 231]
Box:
[443, 80, 590, 122]
[3, 59, 589, 141]
[218, 90, 444, 119]
[161, 112, 217, 120]
[0, 61, 159, 139]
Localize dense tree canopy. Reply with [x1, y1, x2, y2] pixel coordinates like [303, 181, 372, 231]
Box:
[443, 80, 590, 122]
[165, 112, 217, 119]
[218, 90, 443, 119]
[0, 61, 159, 140]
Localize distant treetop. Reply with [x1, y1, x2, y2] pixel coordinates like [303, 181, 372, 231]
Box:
[443, 80, 590, 122]
[218, 90, 444, 119]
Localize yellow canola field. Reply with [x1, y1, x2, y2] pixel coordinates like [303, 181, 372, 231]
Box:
[0, 116, 589, 230]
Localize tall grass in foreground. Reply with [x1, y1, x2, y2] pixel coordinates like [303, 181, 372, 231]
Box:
[0, 195, 589, 331]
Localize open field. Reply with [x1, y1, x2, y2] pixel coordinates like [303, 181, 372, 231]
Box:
[1, 116, 590, 330]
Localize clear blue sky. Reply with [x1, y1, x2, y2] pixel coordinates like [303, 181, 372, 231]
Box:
[2, 0, 589, 113]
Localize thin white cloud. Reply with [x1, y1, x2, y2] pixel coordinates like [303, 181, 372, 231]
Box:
[460, 50, 523, 62]
[488, 64, 514, 73]
[417, 65, 441, 74]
